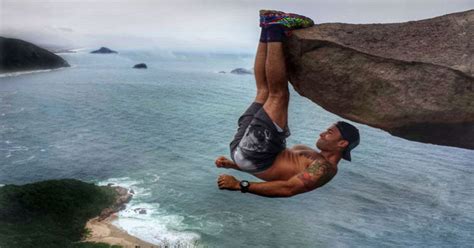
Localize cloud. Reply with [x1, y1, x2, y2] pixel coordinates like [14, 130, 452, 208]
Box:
[1, 0, 473, 52]
[57, 27, 74, 32]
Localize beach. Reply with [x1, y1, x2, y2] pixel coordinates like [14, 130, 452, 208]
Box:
[84, 214, 157, 248]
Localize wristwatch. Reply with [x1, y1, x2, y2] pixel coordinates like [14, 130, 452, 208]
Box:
[239, 180, 250, 193]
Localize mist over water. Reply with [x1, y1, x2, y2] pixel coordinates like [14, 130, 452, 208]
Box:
[0, 50, 473, 247]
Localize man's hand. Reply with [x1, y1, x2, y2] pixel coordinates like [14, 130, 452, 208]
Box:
[217, 174, 240, 191]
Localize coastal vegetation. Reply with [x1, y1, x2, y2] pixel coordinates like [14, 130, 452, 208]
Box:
[0, 36, 70, 73]
[0, 179, 122, 248]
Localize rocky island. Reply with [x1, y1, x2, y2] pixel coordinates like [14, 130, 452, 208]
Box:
[133, 63, 147, 69]
[285, 10, 474, 149]
[0, 37, 70, 73]
[90, 47, 118, 54]
[230, 68, 253, 75]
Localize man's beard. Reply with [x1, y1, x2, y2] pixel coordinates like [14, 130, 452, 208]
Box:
[316, 139, 325, 151]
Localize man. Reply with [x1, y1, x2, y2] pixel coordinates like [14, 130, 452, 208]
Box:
[216, 10, 360, 197]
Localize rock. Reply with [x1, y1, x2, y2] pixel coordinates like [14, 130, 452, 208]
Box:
[218, 71, 226, 74]
[98, 186, 132, 221]
[98, 207, 115, 220]
[133, 208, 147, 214]
[285, 10, 474, 149]
[133, 63, 147, 69]
[0, 37, 70, 73]
[107, 183, 114, 187]
[130, 189, 135, 194]
[90, 47, 117, 54]
[230, 68, 253, 75]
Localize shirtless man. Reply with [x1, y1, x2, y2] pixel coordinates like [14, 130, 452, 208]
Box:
[215, 10, 360, 197]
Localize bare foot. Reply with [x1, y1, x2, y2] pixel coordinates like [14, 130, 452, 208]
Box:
[215, 156, 238, 169]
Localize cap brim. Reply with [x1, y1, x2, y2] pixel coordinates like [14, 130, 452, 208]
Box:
[342, 149, 352, 161]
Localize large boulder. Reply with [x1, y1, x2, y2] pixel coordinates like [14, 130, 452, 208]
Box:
[285, 10, 474, 149]
[98, 186, 132, 221]
[0, 37, 70, 73]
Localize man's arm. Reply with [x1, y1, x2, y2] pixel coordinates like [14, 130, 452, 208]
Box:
[217, 160, 337, 198]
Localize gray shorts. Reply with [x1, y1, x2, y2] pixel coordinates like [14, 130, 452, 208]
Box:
[229, 102, 291, 173]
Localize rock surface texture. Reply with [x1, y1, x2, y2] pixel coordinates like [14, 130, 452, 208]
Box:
[98, 186, 132, 221]
[285, 10, 474, 149]
[0, 37, 70, 73]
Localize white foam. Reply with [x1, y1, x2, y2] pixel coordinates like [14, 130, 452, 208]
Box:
[0, 66, 72, 78]
[1, 145, 29, 158]
[97, 176, 139, 188]
[98, 177, 202, 247]
[150, 173, 160, 183]
[0, 69, 53, 78]
[113, 213, 201, 247]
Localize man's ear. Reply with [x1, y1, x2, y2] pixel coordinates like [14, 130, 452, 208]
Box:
[338, 140, 349, 150]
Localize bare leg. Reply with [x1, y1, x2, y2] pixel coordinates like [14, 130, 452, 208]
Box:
[215, 41, 270, 171]
[263, 41, 289, 128]
[253, 42, 269, 104]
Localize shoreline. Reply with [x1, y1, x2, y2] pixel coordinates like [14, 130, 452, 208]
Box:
[81, 184, 158, 248]
[83, 213, 157, 248]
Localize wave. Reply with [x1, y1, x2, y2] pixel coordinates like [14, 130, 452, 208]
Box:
[0, 66, 72, 78]
[97, 176, 202, 248]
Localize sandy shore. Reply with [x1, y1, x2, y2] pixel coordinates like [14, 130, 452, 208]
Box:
[83, 214, 158, 248]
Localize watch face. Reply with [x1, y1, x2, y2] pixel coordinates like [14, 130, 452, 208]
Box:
[241, 181, 249, 187]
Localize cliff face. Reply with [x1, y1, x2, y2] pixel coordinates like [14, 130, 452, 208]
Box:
[0, 37, 70, 73]
[285, 10, 474, 149]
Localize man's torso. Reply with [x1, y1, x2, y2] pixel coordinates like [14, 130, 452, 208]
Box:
[252, 145, 332, 181]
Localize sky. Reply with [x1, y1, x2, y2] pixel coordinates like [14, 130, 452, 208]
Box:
[1, 0, 473, 53]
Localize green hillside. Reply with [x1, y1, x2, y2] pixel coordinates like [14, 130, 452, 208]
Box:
[0, 179, 122, 248]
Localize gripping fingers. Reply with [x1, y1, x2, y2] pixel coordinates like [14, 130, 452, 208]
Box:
[217, 174, 237, 190]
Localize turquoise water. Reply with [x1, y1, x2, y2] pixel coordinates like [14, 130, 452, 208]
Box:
[0, 50, 473, 247]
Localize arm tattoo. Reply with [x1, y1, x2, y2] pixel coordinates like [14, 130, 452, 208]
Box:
[297, 160, 334, 190]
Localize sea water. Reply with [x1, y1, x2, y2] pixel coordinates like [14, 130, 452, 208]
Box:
[0, 49, 473, 247]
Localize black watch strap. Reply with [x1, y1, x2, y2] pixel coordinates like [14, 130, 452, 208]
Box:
[240, 180, 250, 193]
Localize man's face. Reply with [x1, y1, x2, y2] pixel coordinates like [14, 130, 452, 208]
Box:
[316, 124, 348, 152]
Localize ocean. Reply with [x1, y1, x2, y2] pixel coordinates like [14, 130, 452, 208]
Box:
[0, 49, 473, 247]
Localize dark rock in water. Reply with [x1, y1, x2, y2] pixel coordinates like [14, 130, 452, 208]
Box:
[133, 208, 147, 214]
[285, 10, 474, 149]
[0, 36, 70, 73]
[133, 63, 147, 69]
[218, 71, 226, 74]
[130, 189, 135, 194]
[230, 68, 253, 75]
[90, 47, 117, 54]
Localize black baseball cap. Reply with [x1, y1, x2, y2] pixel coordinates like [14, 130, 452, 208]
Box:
[335, 121, 360, 162]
